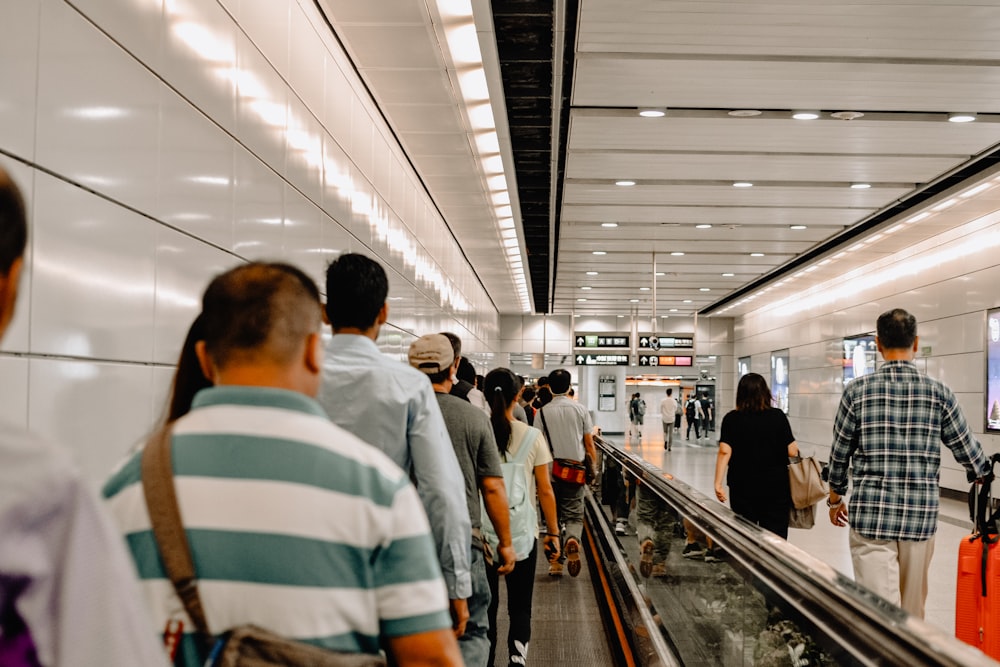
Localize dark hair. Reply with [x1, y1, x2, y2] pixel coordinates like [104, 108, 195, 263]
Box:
[536, 375, 549, 387]
[484, 368, 518, 456]
[549, 369, 571, 394]
[201, 262, 321, 369]
[164, 313, 212, 424]
[0, 168, 27, 274]
[521, 386, 536, 402]
[877, 308, 917, 349]
[475, 374, 485, 390]
[324, 253, 388, 330]
[456, 357, 477, 384]
[532, 385, 552, 409]
[440, 331, 462, 358]
[423, 368, 451, 385]
[666, 388, 672, 396]
[735, 372, 772, 412]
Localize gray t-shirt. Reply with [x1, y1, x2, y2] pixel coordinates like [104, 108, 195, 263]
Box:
[435, 392, 504, 530]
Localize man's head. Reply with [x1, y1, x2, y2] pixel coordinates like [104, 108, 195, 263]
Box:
[456, 357, 477, 385]
[876, 308, 918, 351]
[440, 331, 462, 359]
[408, 333, 455, 385]
[549, 368, 572, 395]
[196, 262, 323, 395]
[0, 167, 27, 340]
[324, 253, 388, 332]
[666, 388, 672, 396]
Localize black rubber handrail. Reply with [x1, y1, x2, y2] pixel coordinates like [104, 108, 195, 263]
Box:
[593, 435, 998, 667]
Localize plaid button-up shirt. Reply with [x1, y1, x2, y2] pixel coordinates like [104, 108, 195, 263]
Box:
[829, 360, 988, 541]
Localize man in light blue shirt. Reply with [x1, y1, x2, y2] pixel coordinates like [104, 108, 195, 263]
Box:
[317, 253, 472, 636]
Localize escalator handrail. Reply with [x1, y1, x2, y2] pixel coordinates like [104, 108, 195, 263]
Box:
[593, 435, 997, 667]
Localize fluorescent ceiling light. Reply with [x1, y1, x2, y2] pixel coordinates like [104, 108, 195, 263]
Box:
[592, 251, 606, 255]
[638, 107, 666, 117]
[468, 103, 495, 130]
[750, 252, 765, 257]
[601, 222, 618, 228]
[475, 131, 500, 154]
[670, 308, 678, 312]
[444, 23, 480, 67]
[905, 212, 930, 224]
[790, 225, 807, 230]
[722, 272, 734, 277]
[792, 110, 820, 120]
[682, 300, 692, 304]
[615, 180, 636, 187]
[577, 298, 588, 302]
[639, 287, 650, 291]
[948, 112, 977, 123]
[931, 198, 957, 211]
[586, 271, 599, 276]
[960, 183, 993, 198]
[581, 286, 592, 290]
[670, 251, 685, 256]
[695, 224, 712, 229]
[700, 287, 711, 292]
[733, 181, 753, 188]
[629, 299, 640, 303]
[851, 183, 872, 189]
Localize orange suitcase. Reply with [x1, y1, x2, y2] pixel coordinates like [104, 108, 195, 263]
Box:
[956, 453, 1000, 658]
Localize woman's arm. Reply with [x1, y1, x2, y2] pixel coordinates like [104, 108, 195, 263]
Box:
[714, 442, 732, 503]
[534, 464, 561, 560]
[787, 440, 800, 458]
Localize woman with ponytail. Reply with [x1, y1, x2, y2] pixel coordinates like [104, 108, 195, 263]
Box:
[482, 368, 560, 667]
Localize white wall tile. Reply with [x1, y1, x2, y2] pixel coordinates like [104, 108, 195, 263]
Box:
[28, 358, 153, 488]
[238, 0, 290, 80]
[287, 4, 324, 118]
[234, 146, 285, 257]
[235, 32, 288, 173]
[0, 0, 41, 161]
[30, 174, 156, 361]
[0, 357, 30, 428]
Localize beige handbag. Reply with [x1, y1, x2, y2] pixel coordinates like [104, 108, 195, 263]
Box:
[788, 455, 828, 510]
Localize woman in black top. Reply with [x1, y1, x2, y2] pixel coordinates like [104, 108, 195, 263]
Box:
[713, 373, 800, 538]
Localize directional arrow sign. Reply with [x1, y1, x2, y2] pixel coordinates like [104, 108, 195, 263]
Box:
[576, 336, 585, 346]
[640, 337, 649, 347]
[576, 355, 585, 364]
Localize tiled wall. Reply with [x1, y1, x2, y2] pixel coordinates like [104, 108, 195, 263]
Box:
[731, 210, 1000, 492]
[0, 0, 499, 487]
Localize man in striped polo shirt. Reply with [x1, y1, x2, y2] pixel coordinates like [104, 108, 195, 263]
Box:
[104, 263, 460, 666]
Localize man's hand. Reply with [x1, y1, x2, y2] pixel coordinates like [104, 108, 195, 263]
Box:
[543, 534, 561, 563]
[829, 502, 848, 527]
[449, 598, 469, 637]
[496, 543, 517, 576]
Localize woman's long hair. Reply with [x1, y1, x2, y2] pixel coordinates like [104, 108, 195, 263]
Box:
[484, 367, 519, 456]
[735, 372, 772, 412]
[164, 313, 212, 424]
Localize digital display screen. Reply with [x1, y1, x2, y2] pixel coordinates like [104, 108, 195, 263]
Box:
[843, 334, 877, 384]
[771, 349, 789, 414]
[987, 308, 1000, 432]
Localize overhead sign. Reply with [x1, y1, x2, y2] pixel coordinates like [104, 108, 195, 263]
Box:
[575, 354, 630, 366]
[638, 355, 693, 367]
[574, 334, 629, 348]
[638, 336, 693, 350]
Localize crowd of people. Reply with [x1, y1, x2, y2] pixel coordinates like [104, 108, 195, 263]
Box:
[0, 167, 607, 667]
[1, 161, 991, 667]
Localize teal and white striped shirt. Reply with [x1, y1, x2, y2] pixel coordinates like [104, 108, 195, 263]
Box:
[103, 386, 451, 666]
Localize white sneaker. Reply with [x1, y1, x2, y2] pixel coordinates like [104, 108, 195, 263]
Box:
[615, 519, 627, 536]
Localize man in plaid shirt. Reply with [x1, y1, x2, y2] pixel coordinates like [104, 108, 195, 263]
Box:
[827, 308, 989, 619]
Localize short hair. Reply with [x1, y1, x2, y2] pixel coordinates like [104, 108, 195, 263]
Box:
[666, 388, 672, 396]
[456, 357, 477, 384]
[324, 253, 388, 330]
[877, 308, 917, 350]
[735, 373, 772, 412]
[201, 262, 321, 369]
[549, 368, 571, 394]
[0, 168, 27, 274]
[440, 331, 462, 358]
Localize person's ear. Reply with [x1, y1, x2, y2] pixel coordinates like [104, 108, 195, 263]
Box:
[0, 256, 23, 335]
[912, 335, 919, 353]
[320, 303, 330, 326]
[304, 331, 322, 375]
[195, 341, 215, 383]
[377, 302, 389, 325]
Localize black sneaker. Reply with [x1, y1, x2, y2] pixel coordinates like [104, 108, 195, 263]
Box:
[704, 547, 725, 563]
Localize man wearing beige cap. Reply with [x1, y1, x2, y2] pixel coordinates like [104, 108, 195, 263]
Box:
[409, 333, 515, 667]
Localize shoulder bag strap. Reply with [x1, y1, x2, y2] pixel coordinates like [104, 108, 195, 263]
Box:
[537, 408, 555, 456]
[141, 427, 213, 642]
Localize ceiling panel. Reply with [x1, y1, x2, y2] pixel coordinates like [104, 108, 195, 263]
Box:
[562, 205, 864, 226]
[563, 183, 902, 208]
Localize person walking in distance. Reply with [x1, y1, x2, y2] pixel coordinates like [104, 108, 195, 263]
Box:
[827, 308, 989, 619]
[660, 387, 677, 451]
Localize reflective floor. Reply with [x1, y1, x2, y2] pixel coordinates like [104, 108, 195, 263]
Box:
[618, 426, 972, 635]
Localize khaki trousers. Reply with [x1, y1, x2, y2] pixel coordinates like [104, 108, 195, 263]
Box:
[849, 528, 935, 618]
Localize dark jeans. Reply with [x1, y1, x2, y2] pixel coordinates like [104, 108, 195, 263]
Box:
[487, 542, 539, 667]
[686, 417, 700, 439]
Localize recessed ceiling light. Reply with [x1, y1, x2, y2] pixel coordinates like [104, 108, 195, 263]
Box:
[615, 180, 636, 187]
[592, 251, 606, 255]
[581, 286, 592, 290]
[601, 222, 619, 228]
[830, 111, 864, 120]
[905, 212, 930, 224]
[948, 112, 977, 123]
[638, 107, 666, 118]
[577, 298, 587, 302]
[960, 183, 993, 198]
[639, 287, 650, 291]
[661, 315, 669, 318]
[700, 288, 711, 292]
[617, 314, 624, 318]
[670, 251, 685, 256]
[733, 181, 753, 188]
[790, 225, 807, 230]
[792, 110, 820, 120]
[728, 109, 762, 117]
[586, 271, 599, 275]
[851, 183, 872, 189]
[695, 224, 712, 229]
[750, 252, 765, 257]
[722, 272, 735, 277]
[931, 198, 958, 211]
[669, 308, 678, 312]
[682, 300, 692, 304]
[629, 299, 640, 303]
[655, 272, 665, 276]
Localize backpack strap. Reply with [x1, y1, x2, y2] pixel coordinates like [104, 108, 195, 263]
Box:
[141, 427, 213, 644]
[510, 427, 539, 466]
